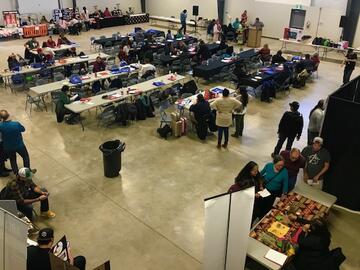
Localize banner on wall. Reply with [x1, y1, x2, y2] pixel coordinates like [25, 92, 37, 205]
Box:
[203, 187, 255, 270]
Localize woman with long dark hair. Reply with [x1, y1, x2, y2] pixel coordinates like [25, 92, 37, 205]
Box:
[308, 99, 325, 145]
[232, 86, 249, 138]
[228, 161, 264, 221]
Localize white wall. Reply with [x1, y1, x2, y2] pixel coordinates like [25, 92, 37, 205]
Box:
[75, 0, 141, 13]
[225, 0, 347, 41]
[145, 0, 218, 20]
[0, 0, 16, 25]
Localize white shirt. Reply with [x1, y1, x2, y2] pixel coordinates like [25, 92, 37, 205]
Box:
[139, 64, 156, 78]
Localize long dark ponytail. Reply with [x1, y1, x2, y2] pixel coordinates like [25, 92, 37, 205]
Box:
[309, 99, 325, 119]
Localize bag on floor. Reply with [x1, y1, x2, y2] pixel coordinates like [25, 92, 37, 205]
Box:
[157, 124, 172, 139]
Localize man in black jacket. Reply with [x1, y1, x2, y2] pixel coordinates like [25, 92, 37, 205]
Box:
[273, 101, 303, 156]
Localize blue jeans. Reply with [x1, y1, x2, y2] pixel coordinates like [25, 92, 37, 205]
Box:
[288, 175, 298, 191]
[218, 127, 229, 145]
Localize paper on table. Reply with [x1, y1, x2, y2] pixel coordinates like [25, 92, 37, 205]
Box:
[265, 249, 287, 266]
[258, 188, 271, 198]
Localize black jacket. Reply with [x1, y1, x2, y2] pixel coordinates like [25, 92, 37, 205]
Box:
[190, 100, 211, 123]
[278, 111, 303, 137]
[271, 54, 287, 64]
[291, 232, 339, 270]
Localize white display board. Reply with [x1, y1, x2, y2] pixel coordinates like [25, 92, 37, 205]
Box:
[203, 187, 255, 270]
[255, 0, 311, 6]
[18, 0, 58, 15]
[225, 187, 255, 270]
[0, 208, 28, 270]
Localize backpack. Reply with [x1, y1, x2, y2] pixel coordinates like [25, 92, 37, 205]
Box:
[157, 124, 172, 139]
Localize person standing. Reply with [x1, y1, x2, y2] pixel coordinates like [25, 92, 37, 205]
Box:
[210, 88, 242, 149]
[232, 86, 248, 138]
[260, 155, 289, 217]
[179, 10, 188, 35]
[0, 110, 34, 174]
[342, 49, 357, 84]
[280, 148, 305, 191]
[301, 137, 330, 189]
[273, 101, 303, 156]
[189, 94, 212, 141]
[228, 161, 264, 222]
[308, 99, 325, 145]
[213, 20, 221, 42]
[27, 228, 86, 270]
[0, 133, 11, 177]
[251, 18, 264, 30]
[241, 10, 248, 23]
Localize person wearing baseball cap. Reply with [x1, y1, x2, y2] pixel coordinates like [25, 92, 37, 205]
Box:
[27, 228, 86, 270]
[272, 101, 304, 156]
[301, 137, 331, 189]
[3, 167, 55, 221]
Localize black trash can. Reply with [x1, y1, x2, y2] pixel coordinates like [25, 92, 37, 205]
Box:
[99, 140, 126, 177]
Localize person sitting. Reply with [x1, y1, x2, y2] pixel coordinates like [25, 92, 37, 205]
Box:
[41, 42, 54, 61]
[260, 155, 289, 217]
[311, 53, 320, 71]
[68, 17, 81, 35]
[197, 40, 210, 62]
[164, 42, 175, 56]
[103, 7, 112, 17]
[174, 28, 184, 39]
[166, 30, 173, 40]
[283, 218, 345, 270]
[7, 53, 20, 70]
[271, 50, 287, 64]
[24, 37, 40, 60]
[178, 41, 188, 53]
[258, 44, 271, 63]
[93, 56, 106, 73]
[232, 18, 241, 31]
[27, 228, 86, 270]
[40, 15, 49, 24]
[46, 36, 56, 48]
[118, 46, 128, 62]
[55, 85, 79, 123]
[57, 34, 72, 46]
[57, 18, 68, 34]
[207, 19, 215, 38]
[3, 167, 55, 221]
[296, 54, 315, 73]
[189, 94, 212, 140]
[228, 161, 264, 222]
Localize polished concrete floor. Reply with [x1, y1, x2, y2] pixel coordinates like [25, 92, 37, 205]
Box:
[0, 23, 359, 270]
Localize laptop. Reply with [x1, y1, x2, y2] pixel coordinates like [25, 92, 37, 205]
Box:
[0, 200, 19, 216]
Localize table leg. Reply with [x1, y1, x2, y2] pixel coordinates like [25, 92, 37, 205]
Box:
[80, 117, 84, 131]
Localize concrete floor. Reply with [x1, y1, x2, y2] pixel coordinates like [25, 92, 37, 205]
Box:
[0, 23, 359, 270]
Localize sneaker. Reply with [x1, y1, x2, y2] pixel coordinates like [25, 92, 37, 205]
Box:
[216, 144, 221, 149]
[41, 211, 56, 218]
[222, 143, 228, 148]
[231, 134, 239, 138]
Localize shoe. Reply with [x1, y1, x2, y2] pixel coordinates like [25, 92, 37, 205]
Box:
[41, 211, 56, 218]
[222, 143, 228, 148]
[216, 144, 221, 149]
[0, 172, 9, 177]
[231, 134, 239, 138]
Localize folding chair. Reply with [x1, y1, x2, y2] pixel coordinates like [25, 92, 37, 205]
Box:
[159, 99, 172, 127]
[25, 93, 47, 116]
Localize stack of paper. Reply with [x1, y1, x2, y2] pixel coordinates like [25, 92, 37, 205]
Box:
[265, 249, 287, 266]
